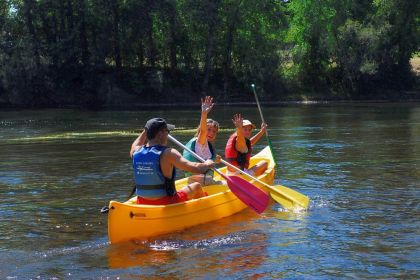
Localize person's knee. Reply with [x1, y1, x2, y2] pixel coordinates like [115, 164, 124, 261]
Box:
[188, 175, 203, 185]
[258, 160, 268, 169]
[253, 161, 268, 176]
[261, 161, 268, 169]
[189, 182, 202, 191]
[184, 182, 204, 198]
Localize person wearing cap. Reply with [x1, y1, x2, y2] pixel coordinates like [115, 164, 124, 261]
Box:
[225, 113, 268, 176]
[183, 96, 222, 185]
[129, 117, 215, 205]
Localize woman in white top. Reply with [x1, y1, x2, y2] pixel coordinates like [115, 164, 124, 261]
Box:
[183, 96, 221, 184]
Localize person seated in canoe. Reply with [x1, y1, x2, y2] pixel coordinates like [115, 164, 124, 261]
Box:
[183, 96, 222, 185]
[129, 118, 214, 205]
[225, 113, 268, 176]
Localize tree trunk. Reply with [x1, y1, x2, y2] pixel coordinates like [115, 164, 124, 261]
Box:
[78, 0, 89, 66]
[202, 1, 219, 95]
[147, 26, 156, 67]
[65, 0, 78, 65]
[38, 0, 59, 66]
[145, 8, 156, 68]
[138, 40, 144, 69]
[223, 1, 241, 99]
[167, 0, 177, 72]
[23, 0, 40, 68]
[110, 0, 122, 70]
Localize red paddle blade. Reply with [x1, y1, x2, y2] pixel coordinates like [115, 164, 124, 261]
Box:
[222, 174, 269, 214]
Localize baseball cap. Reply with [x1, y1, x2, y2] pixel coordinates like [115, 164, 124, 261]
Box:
[145, 118, 175, 139]
[242, 119, 256, 129]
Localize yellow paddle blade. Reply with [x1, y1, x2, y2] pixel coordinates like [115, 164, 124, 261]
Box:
[269, 191, 294, 210]
[268, 185, 310, 210]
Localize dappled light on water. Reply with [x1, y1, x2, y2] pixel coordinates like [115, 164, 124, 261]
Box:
[4, 129, 234, 144]
[1, 105, 419, 279]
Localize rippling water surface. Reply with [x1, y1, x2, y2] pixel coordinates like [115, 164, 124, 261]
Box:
[0, 104, 419, 279]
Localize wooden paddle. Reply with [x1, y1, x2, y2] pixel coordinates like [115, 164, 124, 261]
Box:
[220, 158, 309, 210]
[168, 134, 269, 214]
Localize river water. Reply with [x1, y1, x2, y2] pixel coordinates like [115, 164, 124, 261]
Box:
[0, 103, 419, 279]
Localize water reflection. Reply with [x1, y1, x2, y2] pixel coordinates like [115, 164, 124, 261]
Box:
[107, 231, 270, 278]
[105, 202, 311, 279]
[106, 210, 261, 269]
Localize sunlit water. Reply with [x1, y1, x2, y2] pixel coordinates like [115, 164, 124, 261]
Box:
[0, 104, 419, 279]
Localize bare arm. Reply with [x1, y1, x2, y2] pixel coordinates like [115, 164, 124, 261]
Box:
[130, 130, 147, 158]
[232, 114, 248, 153]
[250, 122, 267, 146]
[197, 96, 214, 145]
[163, 148, 214, 175]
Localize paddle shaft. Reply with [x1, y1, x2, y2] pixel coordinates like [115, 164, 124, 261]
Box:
[220, 159, 268, 187]
[251, 84, 277, 165]
[251, 84, 266, 124]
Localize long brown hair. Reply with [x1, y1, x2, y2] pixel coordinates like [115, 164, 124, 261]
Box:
[194, 118, 219, 137]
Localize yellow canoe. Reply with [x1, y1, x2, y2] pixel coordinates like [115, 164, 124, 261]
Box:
[107, 146, 275, 244]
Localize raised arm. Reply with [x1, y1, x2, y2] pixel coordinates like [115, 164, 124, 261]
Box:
[197, 96, 214, 145]
[232, 114, 248, 153]
[250, 122, 267, 146]
[130, 130, 147, 158]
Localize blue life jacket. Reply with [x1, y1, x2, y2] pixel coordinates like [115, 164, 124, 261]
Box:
[183, 137, 215, 176]
[132, 145, 176, 198]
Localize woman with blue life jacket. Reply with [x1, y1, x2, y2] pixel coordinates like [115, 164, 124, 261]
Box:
[183, 96, 222, 185]
[129, 117, 214, 205]
[225, 113, 268, 176]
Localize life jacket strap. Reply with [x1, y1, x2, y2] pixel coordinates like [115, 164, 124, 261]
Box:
[136, 184, 166, 190]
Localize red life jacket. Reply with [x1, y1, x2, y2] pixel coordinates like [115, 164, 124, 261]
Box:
[225, 133, 252, 171]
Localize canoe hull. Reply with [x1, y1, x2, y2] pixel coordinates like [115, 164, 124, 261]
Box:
[107, 146, 274, 244]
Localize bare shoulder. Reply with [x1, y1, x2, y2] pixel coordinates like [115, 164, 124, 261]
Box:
[130, 145, 142, 157]
[162, 147, 181, 161]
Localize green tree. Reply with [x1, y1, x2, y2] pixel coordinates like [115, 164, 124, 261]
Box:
[373, 0, 419, 87]
[285, 0, 337, 89]
[335, 20, 386, 93]
[335, 0, 419, 95]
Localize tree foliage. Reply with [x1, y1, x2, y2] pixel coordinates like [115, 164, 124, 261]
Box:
[0, 0, 418, 107]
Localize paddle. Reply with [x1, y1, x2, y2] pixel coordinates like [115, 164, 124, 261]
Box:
[251, 84, 277, 163]
[249, 84, 309, 209]
[168, 134, 269, 214]
[220, 158, 309, 210]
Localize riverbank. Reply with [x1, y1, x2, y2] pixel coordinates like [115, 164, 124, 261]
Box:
[1, 96, 419, 110]
[0, 58, 418, 110]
